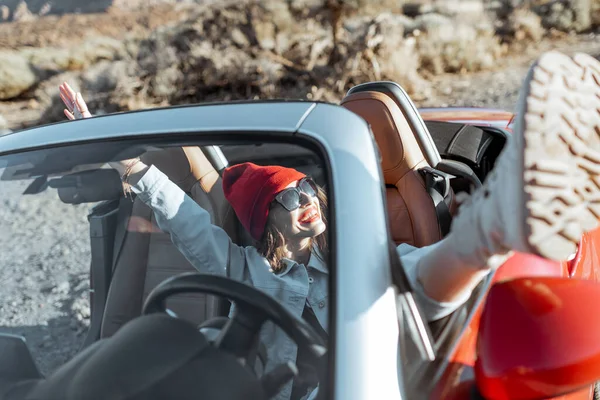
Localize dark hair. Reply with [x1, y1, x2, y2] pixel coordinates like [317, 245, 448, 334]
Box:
[257, 185, 328, 272]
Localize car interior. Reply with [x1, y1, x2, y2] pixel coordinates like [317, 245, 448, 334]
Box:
[93, 81, 509, 353]
[339, 82, 507, 351]
[87, 81, 508, 382]
[0, 140, 330, 400]
[0, 81, 510, 400]
[95, 143, 328, 342]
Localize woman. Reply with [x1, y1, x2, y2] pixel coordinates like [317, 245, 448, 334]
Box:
[59, 50, 600, 400]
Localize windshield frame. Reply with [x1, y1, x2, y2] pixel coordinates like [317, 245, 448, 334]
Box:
[1, 100, 406, 399]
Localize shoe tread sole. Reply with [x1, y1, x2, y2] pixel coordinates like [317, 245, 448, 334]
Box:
[521, 51, 600, 261]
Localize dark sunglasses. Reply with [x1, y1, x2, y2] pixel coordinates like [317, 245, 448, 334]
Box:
[273, 177, 318, 212]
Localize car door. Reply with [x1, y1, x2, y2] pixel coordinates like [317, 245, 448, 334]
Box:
[0, 100, 404, 400]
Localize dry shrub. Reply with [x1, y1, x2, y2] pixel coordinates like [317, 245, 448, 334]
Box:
[534, 0, 593, 32]
[336, 13, 430, 97]
[97, 1, 430, 110]
[416, 17, 505, 75]
[23, 0, 556, 127]
[110, 4, 290, 107]
[508, 8, 545, 42]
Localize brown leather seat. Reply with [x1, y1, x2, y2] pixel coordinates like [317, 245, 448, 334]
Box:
[341, 91, 447, 247]
[100, 147, 238, 338]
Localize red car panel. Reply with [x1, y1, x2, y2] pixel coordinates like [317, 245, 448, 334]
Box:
[419, 108, 515, 130]
[475, 277, 600, 400]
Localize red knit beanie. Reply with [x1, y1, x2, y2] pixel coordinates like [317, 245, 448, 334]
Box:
[222, 162, 306, 241]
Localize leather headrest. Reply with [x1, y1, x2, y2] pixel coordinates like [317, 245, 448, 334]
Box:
[141, 147, 220, 193]
[340, 91, 429, 185]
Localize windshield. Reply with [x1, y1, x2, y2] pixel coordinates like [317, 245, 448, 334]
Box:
[0, 139, 331, 398]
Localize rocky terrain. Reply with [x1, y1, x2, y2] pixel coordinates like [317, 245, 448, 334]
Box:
[0, 0, 599, 378]
[0, 0, 599, 134]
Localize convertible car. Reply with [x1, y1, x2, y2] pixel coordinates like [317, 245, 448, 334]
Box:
[1, 81, 600, 400]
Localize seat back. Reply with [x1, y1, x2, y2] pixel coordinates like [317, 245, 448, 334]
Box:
[346, 81, 442, 167]
[100, 147, 237, 338]
[340, 91, 443, 247]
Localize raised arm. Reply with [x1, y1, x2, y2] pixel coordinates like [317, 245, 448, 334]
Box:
[59, 83, 247, 281]
[126, 162, 246, 281]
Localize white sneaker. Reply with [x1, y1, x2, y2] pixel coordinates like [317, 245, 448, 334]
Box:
[449, 51, 600, 265]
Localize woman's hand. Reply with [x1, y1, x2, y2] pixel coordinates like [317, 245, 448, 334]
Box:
[59, 82, 92, 120]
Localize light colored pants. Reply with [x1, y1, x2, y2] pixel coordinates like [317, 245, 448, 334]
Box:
[397, 242, 473, 322]
[303, 241, 472, 400]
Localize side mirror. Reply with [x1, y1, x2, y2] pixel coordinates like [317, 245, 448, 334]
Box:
[475, 277, 600, 399]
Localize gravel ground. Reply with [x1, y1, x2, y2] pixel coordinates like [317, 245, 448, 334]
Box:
[0, 179, 92, 375]
[421, 33, 600, 111]
[1, 33, 600, 379]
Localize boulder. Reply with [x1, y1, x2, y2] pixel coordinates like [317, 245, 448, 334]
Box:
[0, 52, 38, 100]
[20, 36, 127, 74]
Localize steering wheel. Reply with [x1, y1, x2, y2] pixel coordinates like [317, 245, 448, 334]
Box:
[142, 272, 327, 398]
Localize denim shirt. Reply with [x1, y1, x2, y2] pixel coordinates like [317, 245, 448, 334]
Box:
[133, 166, 331, 400]
[132, 165, 465, 400]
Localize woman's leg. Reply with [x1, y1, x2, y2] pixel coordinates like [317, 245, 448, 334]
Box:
[409, 51, 600, 317]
